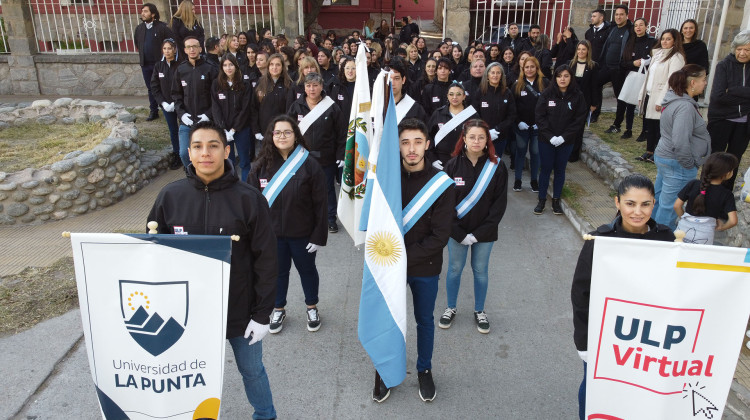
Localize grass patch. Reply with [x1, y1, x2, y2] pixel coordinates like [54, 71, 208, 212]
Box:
[0, 123, 110, 173]
[129, 107, 171, 151]
[562, 182, 587, 215]
[588, 112, 657, 181]
[0, 257, 77, 337]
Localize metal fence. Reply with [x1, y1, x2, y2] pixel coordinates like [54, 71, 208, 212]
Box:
[0, 2, 8, 54]
[472, 0, 574, 44]
[28, 0, 274, 54]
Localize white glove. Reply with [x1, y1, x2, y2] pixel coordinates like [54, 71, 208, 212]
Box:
[181, 113, 193, 126]
[161, 102, 175, 112]
[244, 319, 269, 345]
[306, 243, 321, 253]
[336, 160, 344, 168]
[255, 133, 264, 141]
[489, 129, 499, 140]
[225, 129, 235, 142]
[197, 113, 209, 123]
[641, 57, 651, 67]
[532, 124, 538, 130]
[460, 235, 474, 246]
[467, 233, 478, 244]
[550, 136, 564, 147]
[578, 350, 588, 362]
[518, 121, 529, 130]
[432, 160, 443, 170]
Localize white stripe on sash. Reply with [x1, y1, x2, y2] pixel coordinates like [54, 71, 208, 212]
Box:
[434, 105, 476, 147]
[402, 172, 454, 233]
[298, 96, 335, 135]
[262, 145, 309, 207]
[455, 159, 497, 219]
[395, 94, 416, 124]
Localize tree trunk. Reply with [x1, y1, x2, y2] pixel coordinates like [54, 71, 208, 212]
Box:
[305, 0, 324, 31]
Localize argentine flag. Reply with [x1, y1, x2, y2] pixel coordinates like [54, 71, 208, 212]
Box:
[357, 86, 407, 387]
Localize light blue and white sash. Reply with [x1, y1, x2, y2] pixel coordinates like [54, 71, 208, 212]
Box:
[395, 94, 416, 124]
[434, 105, 476, 147]
[298, 96, 335, 135]
[455, 159, 498, 219]
[402, 172, 454, 233]
[262, 145, 309, 207]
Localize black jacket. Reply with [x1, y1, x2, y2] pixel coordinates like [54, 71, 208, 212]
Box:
[147, 161, 278, 336]
[584, 21, 612, 64]
[241, 64, 261, 89]
[471, 85, 517, 142]
[421, 79, 452, 116]
[319, 65, 338, 86]
[248, 153, 328, 245]
[708, 53, 750, 122]
[572, 61, 601, 107]
[205, 53, 220, 70]
[211, 79, 253, 132]
[534, 48, 554, 79]
[683, 40, 710, 73]
[251, 78, 296, 136]
[551, 37, 577, 70]
[396, 94, 428, 123]
[328, 79, 355, 120]
[499, 35, 533, 57]
[571, 217, 674, 351]
[462, 76, 482, 102]
[443, 153, 508, 243]
[427, 105, 478, 164]
[512, 78, 546, 124]
[621, 34, 656, 72]
[172, 58, 219, 124]
[536, 84, 588, 145]
[408, 58, 424, 83]
[401, 161, 456, 277]
[150, 57, 179, 105]
[287, 93, 347, 166]
[134, 20, 173, 66]
[600, 20, 633, 68]
[170, 16, 205, 52]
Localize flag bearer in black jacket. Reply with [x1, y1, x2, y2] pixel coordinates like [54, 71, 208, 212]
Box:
[426, 81, 478, 169]
[533, 65, 588, 215]
[150, 38, 181, 170]
[211, 54, 253, 181]
[248, 115, 328, 335]
[287, 73, 347, 233]
[571, 174, 674, 420]
[471, 62, 516, 164]
[148, 121, 277, 420]
[134, 3, 173, 121]
[372, 118, 455, 404]
[439, 119, 508, 335]
[251, 53, 296, 146]
[172, 36, 219, 169]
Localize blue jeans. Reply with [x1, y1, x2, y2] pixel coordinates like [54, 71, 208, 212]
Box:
[178, 124, 192, 168]
[161, 109, 180, 154]
[514, 127, 539, 182]
[578, 361, 587, 420]
[322, 164, 338, 224]
[276, 236, 320, 308]
[228, 337, 276, 420]
[653, 155, 697, 230]
[446, 238, 494, 312]
[233, 126, 254, 182]
[406, 275, 439, 372]
[141, 63, 158, 114]
[538, 141, 573, 200]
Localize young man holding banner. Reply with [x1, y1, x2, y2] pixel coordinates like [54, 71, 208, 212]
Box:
[148, 121, 278, 419]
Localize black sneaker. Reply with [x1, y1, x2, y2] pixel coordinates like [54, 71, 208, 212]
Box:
[533, 199, 545, 215]
[552, 198, 563, 215]
[620, 130, 633, 139]
[513, 179, 522, 192]
[604, 125, 620, 134]
[530, 180, 539, 193]
[306, 307, 321, 332]
[168, 153, 181, 170]
[474, 311, 490, 334]
[418, 369, 436, 402]
[635, 132, 647, 142]
[328, 222, 338, 233]
[269, 309, 286, 334]
[373, 371, 390, 403]
[438, 307, 456, 329]
[146, 111, 159, 121]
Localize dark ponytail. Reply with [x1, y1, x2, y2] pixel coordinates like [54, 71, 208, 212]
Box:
[668, 64, 705, 96]
[691, 152, 738, 216]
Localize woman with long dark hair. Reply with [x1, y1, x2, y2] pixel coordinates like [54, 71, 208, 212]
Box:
[150, 38, 182, 170]
[251, 53, 296, 144]
[499, 47, 517, 83]
[248, 115, 328, 334]
[680, 19, 709, 72]
[619, 18, 655, 141]
[568, 40, 599, 162]
[439, 119, 508, 334]
[242, 44, 261, 88]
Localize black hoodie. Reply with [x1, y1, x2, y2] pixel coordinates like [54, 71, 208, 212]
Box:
[708, 53, 750, 122]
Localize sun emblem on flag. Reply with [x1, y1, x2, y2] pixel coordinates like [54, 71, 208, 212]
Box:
[366, 231, 402, 266]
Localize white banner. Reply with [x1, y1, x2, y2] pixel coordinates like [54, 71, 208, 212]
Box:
[70, 233, 231, 420]
[587, 237, 750, 420]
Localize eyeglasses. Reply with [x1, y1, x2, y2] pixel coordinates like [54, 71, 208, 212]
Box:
[272, 130, 294, 138]
[185, 45, 201, 50]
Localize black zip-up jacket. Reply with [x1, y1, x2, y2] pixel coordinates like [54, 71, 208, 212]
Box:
[421, 79, 452, 116]
[500, 61, 517, 84]
[211, 79, 253, 132]
[172, 58, 219, 124]
[512, 78, 546, 124]
[462, 76, 482, 102]
[571, 217, 674, 351]
[536, 84, 588, 145]
[287, 92, 347, 166]
[170, 16, 205, 52]
[401, 160, 456, 277]
[205, 53, 220, 70]
[499, 35, 532, 57]
[534, 48, 554, 79]
[241, 65, 261, 89]
[328, 79, 355, 120]
[443, 153, 508, 243]
[621, 34, 656, 72]
[251, 77, 296, 136]
[600, 20, 633, 68]
[572, 61, 601, 107]
[248, 153, 328, 245]
[471, 85, 517, 141]
[708, 53, 750, 122]
[427, 105, 478, 164]
[584, 21, 612, 63]
[147, 161, 278, 336]
[134, 21, 173, 66]
[320, 65, 337, 86]
[408, 58, 424, 83]
[150, 57, 179, 105]
[551, 36, 577, 70]
[683, 40, 710, 73]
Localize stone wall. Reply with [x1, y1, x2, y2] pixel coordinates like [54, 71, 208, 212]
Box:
[0, 98, 171, 226]
[34, 55, 144, 96]
[0, 57, 10, 95]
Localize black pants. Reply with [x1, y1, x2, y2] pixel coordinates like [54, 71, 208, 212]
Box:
[613, 102, 636, 130]
[643, 95, 661, 153]
[708, 120, 750, 189]
[592, 66, 626, 120]
[141, 63, 158, 114]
